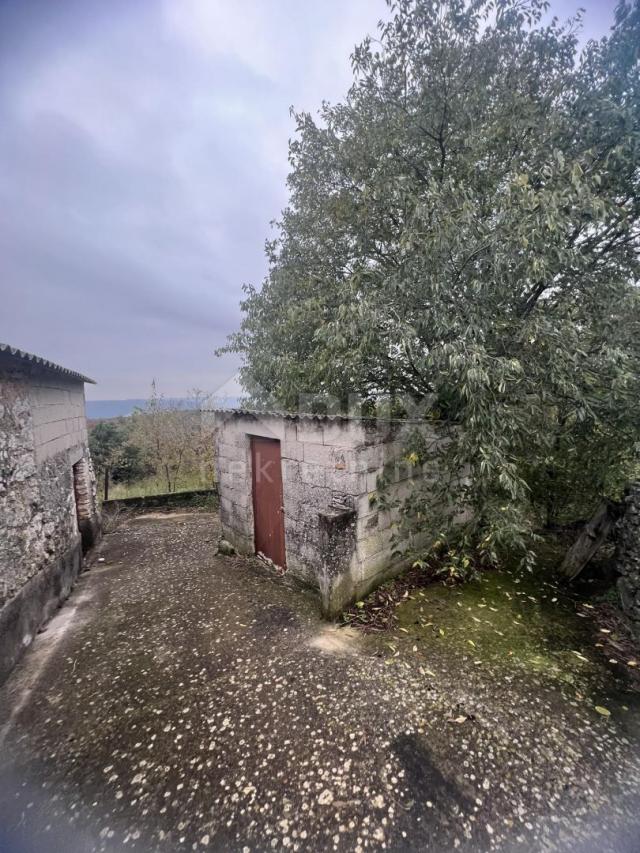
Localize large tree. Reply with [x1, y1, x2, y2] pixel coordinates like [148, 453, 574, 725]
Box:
[221, 0, 640, 567]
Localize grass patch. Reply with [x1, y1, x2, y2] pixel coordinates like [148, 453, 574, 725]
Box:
[394, 569, 596, 683]
[103, 471, 214, 501]
[344, 542, 639, 692]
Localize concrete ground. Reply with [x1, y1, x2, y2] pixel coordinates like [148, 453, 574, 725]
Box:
[1, 511, 640, 853]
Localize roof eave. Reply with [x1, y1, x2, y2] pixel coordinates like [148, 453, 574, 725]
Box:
[0, 343, 96, 384]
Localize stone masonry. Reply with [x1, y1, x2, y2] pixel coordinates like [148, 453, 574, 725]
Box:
[0, 345, 100, 683]
[616, 482, 640, 640]
[213, 410, 442, 617]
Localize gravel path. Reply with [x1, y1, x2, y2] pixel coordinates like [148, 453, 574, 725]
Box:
[1, 511, 639, 852]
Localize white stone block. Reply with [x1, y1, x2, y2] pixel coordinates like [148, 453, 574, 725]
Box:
[302, 442, 333, 466]
[356, 491, 378, 516]
[352, 444, 384, 473]
[230, 501, 252, 525]
[284, 421, 298, 443]
[244, 415, 285, 441]
[219, 471, 237, 490]
[299, 462, 326, 487]
[356, 529, 392, 561]
[296, 419, 325, 444]
[282, 459, 301, 483]
[366, 471, 380, 492]
[215, 441, 237, 460]
[328, 469, 367, 496]
[227, 458, 249, 478]
[355, 551, 394, 582]
[282, 440, 304, 461]
[227, 486, 250, 508]
[356, 511, 380, 539]
[321, 420, 364, 447]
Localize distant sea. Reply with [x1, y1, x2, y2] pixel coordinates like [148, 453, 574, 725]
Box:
[85, 397, 241, 420]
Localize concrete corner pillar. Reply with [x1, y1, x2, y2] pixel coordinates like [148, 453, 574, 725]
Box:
[317, 505, 357, 619]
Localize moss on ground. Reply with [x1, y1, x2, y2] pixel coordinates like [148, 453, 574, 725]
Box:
[394, 569, 604, 686]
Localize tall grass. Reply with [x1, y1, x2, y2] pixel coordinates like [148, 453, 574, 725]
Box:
[105, 470, 214, 501]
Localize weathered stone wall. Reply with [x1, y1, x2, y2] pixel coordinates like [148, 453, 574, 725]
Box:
[616, 482, 640, 639]
[0, 362, 99, 682]
[214, 412, 440, 617]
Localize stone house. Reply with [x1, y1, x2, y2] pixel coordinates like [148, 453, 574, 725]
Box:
[0, 343, 100, 683]
[212, 409, 442, 616]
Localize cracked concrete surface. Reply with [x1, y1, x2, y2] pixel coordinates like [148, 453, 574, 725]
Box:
[1, 511, 639, 852]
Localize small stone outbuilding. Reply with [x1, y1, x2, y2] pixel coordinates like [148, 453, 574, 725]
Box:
[213, 410, 441, 616]
[0, 343, 100, 682]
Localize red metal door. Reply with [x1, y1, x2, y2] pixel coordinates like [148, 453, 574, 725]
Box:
[251, 436, 286, 568]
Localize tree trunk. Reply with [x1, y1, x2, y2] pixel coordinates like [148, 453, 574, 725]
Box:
[104, 466, 110, 502]
[560, 498, 619, 580]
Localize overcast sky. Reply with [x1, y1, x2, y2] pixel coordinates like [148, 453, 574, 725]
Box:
[0, 0, 619, 400]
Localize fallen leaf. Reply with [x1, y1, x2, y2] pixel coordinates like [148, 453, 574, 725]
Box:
[594, 705, 611, 717]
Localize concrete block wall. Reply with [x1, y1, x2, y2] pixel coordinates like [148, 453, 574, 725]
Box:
[29, 375, 88, 464]
[214, 411, 441, 616]
[348, 433, 444, 595]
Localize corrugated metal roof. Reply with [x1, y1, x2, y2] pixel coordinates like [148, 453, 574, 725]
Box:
[204, 408, 352, 422]
[0, 343, 96, 384]
[203, 408, 427, 425]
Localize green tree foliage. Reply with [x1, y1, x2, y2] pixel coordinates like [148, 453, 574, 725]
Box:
[111, 443, 153, 485]
[221, 0, 640, 565]
[89, 419, 152, 495]
[89, 421, 124, 476]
